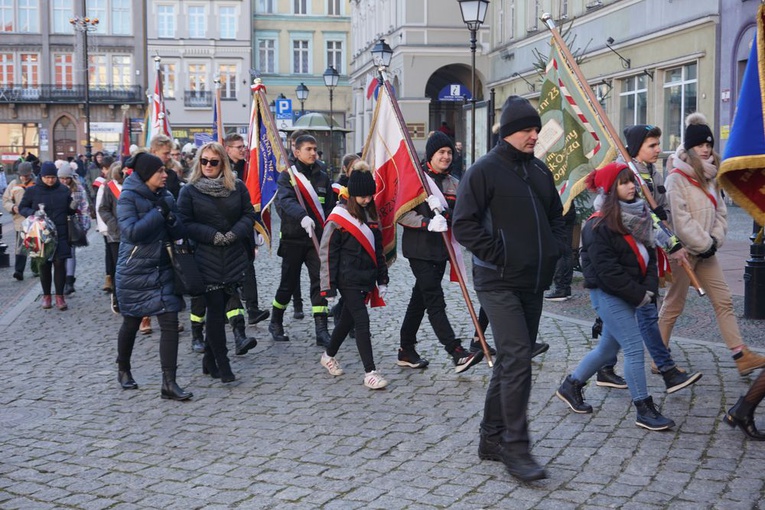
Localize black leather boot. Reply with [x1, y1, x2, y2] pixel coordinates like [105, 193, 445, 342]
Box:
[161, 369, 192, 400]
[207, 332, 235, 383]
[191, 322, 205, 354]
[634, 396, 675, 431]
[63, 275, 75, 295]
[314, 313, 331, 348]
[725, 396, 765, 440]
[202, 343, 220, 379]
[268, 306, 289, 342]
[117, 363, 138, 390]
[231, 315, 257, 355]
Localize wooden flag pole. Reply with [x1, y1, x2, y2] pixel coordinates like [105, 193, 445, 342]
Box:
[541, 13, 705, 296]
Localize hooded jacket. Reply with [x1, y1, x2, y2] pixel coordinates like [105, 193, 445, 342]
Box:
[115, 173, 185, 317]
[19, 176, 74, 259]
[275, 158, 335, 246]
[452, 139, 566, 293]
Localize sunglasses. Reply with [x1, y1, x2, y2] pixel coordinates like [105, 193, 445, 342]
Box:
[200, 158, 220, 167]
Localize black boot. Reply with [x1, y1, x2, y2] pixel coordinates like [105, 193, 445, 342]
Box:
[314, 313, 331, 348]
[161, 369, 193, 400]
[268, 306, 289, 342]
[293, 294, 305, 319]
[556, 375, 593, 414]
[207, 330, 235, 383]
[231, 315, 258, 355]
[117, 364, 138, 390]
[634, 396, 675, 431]
[63, 275, 75, 295]
[202, 343, 220, 379]
[247, 306, 270, 325]
[191, 322, 205, 354]
[724, 396, 765, 440]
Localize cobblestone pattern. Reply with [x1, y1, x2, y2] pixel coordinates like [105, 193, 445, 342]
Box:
[0, 214, 763, 509]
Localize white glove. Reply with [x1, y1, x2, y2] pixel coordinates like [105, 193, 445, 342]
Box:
[426, 195, 442, 212]
[377, 285, 388, 299]
[325, 295, 336, 306]
[255, 233, 265, 246]
[638, 290, 655, 307]
[427, 214, 448, 233]
[300, 216, 315, 238]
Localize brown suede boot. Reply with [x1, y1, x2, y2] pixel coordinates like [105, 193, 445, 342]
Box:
[735, 347, 765, 376]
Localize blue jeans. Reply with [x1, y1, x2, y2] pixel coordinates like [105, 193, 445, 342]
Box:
[573, 289, 648, 402]
[602, 303, 675, 372]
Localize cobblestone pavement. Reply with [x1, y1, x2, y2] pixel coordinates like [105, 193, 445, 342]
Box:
[1, 212, 764, 509]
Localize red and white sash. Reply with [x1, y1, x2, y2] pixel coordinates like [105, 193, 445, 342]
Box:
[107, 180, 121, 199]
[670, 169, 718, 209]
[327, 205, 385, 307]
[292, 167, 326, 225]
[423, 174, 467, 283]
[93, 176, 107, 189]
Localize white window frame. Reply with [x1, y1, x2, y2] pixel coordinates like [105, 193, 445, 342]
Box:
[157, 5, 175, 38]
[89, 54, 108, 86]
[256, 0, 275, 14]
[51, 0, 73, 34]
[327, 0, 341, 16]
[19, 0, 40, 33]
[218, 64, 237, 100]
[161, 62, 176, 99]
[218, 5, 236, 39]
[111, 0, 131, 35]
[0, 53, 14, 85]
[293, 0, 308, 15]
[256, 35, 278, 74]
[88, 0, 107, 34]
[188, 5, 207, 39]
[53, 52, 74, 89]
[663, 62, 698, 151]
[20, 53, 39, 88]
[188, 63, 207, 93]
[111, 55, 131, 87]
[292, 38, 311, 74]
[0, 0, 13, 32]
[619, 74, 648, 131]
[325, 36, 345, 75]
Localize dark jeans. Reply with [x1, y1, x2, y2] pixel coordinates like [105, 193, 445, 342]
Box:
[477, 288, 543, 448]
[240, 262, 259, 312]
[472, 306, 490, 338]
[117, 312, 180, 371]
[400, 258, 458, 353]
[190, 291, 242, 324]
[274, 242, 326, 314]
[204, 288, 235, 366]
[105, 239, 119, 281]
[40, 258, 66, 295]
[552, 217, 575, 291]
[326, 288, 375, 372]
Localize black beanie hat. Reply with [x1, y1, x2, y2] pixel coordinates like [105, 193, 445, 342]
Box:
[499, 95, 542, 138]
[623, 125, 651, 158]
[425, 131, 455, 163]
[133, 153, 164, 182]
[684, 112, 714, 150]
[347, 170, 376, 197]
[40, 161, 57, 177]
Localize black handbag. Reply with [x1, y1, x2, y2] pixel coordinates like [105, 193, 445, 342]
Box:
[68, 215, 89, 247]
[166, 241, 206, 296]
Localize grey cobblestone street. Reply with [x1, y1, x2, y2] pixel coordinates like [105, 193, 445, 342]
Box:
[1, 209, 764, 509]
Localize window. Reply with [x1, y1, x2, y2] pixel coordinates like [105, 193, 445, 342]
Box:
[54, 53, 74, 89]
[188, 6, 205, 38]
[112, 0, 130, 35]
[257, 0, 275, 14]
[19, 0, 40, 33]
[112, 55, 131, 87]
[0, 53, 14, 85]
[51, 0, 72, 33]
[663, 63, 697, 151]
[218, 65, 237, 99]
[258, 38, 276, 74]
[557, 0, 568, 19]
[328, 0, 341, 16]
[89, 54, 107, 86]
[219, 7, 236, 39]
[293, 40, 309, 74]
[294, 0, 307, 15]
[157, 5, 175, 38]
[20, 53, 39, 87]
[188, 64, 207, 93]
[528, 0, 540, 32]
[162, 63, 175, 99]
[1, 0, 13, 32]
[88, 0, 106, 33]
[326, 40, 343, 74]
[620, 74, 647, 133]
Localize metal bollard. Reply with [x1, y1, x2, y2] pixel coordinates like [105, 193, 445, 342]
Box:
[744, 242, 765, 319]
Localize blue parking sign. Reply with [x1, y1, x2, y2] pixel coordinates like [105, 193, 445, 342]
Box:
[275, 98, 293, 120]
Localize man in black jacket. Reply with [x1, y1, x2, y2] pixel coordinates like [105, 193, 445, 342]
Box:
[269, 134, 336, 346]
[453, 96, 566, 483]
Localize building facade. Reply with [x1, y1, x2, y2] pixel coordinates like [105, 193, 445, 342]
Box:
[145, 0, 252, 148]
[253, 0, 352, 170]
[0, 0, 147, 166]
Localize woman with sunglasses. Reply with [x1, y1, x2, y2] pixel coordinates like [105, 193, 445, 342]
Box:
[177, 142, 257, 383]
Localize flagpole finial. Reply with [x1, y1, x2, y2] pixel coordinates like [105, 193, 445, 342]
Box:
[541, 12, 555, 29]
[251, 78, 265, 92]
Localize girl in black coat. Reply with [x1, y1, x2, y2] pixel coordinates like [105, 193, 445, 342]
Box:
[19, 161, 74, 310]
[319, 168, 389, 389]
[177, 142, 257, 383]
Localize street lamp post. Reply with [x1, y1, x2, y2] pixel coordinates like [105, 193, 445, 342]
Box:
[458, 0, 489, 167]
[371, 38, 393, 83]
[295, 83, 309, 116]
[323, 65, 339, 173]
[70, 15, 99, 163]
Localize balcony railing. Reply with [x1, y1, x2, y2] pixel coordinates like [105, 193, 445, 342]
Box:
[0, 84, 145, 104]
[184, 90, 212, 108]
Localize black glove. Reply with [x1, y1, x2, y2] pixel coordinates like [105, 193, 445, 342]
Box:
[652, 205, 668, 222]
[698, 237, 717, 259]
[156, 199, 171, 219]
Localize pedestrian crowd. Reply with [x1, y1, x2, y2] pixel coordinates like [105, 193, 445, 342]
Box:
[3, 98, 765, 485]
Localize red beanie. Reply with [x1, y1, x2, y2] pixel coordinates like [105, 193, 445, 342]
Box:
[585, 162, 629, 194]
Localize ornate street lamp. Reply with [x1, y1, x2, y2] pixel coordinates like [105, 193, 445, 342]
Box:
[457, 0, 489, 166]
[295, 83, 309, 116]
[323, 65, 339, 173]
[70, 15, 99, 163]
[371, 38, 393, 82]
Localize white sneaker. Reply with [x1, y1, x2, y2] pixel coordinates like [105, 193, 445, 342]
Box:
[364, 370, 388, 390]
[321, 352, 344, 376]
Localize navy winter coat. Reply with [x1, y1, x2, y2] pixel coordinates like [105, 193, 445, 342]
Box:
[177, 179, 257, 287]
[19, 177, 74, 259]
[115, 173, 185, 317]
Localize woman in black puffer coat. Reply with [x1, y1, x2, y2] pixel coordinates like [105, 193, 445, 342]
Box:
[114, 152, 192, 401]
[19, 161, 74, 311]
[177, 142, 257, 383]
